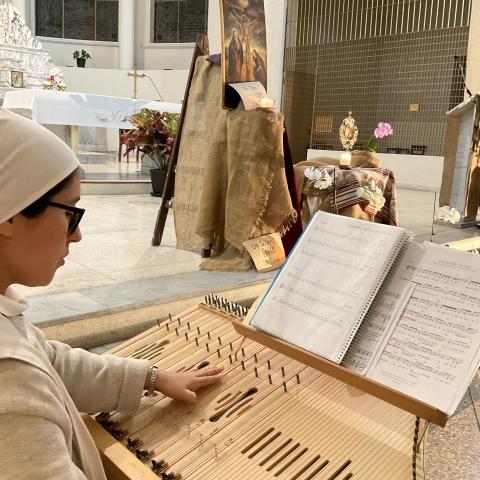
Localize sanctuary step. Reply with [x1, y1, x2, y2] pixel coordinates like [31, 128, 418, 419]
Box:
[80, 150, 152, 194]
[78, 151, 107, 164]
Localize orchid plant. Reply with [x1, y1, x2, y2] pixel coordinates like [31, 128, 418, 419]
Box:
[366, 122, 394, 152]
[304, 167, 333, 190]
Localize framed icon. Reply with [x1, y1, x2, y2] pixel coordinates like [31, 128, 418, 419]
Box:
[11, 70, 24, 88]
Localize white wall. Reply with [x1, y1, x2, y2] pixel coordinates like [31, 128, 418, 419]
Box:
[39, 37, 119, 69]
[61, 67, 188, 103]
[307, 149, 444, 192]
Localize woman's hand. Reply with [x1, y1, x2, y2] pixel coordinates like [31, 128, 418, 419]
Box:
[152, 366, 224, 403]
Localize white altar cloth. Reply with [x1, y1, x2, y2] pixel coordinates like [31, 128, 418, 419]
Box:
[2, 89, 181, 129]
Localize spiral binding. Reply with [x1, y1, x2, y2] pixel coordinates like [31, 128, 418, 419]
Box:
[336, 232, 412, 363]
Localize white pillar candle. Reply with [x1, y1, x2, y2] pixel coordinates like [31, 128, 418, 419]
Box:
[339, 152, 352, 165]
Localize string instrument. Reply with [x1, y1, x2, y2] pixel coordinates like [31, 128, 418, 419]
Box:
[85, 297, 423, 480]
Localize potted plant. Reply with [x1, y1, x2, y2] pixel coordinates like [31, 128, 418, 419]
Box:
[123, 108, 179, 196]
[73, 49, 91, 68]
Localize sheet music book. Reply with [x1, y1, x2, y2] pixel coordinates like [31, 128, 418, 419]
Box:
[250, 211, 480, 415]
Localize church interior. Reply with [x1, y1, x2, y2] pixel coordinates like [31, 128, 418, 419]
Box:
[1, 0, 480, 479]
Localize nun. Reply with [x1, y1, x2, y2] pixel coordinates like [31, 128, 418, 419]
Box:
[0, 110, 223, 479]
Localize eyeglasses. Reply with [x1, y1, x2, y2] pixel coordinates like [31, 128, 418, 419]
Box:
[47, 201, 85, 235]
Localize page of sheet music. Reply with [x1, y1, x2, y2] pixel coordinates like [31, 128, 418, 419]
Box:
[342, 242, 424, 373]
[250, 211, 407, 363]
[367, 242, 480, 414]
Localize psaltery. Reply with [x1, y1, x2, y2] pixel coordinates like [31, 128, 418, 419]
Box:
[85, 298, 424, 480]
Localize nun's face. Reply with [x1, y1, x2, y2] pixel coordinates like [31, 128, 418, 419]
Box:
[4, 170, 82, 288]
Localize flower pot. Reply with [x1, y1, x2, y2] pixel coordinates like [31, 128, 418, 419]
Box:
[76, 58, 86, 68]
[150, 168, 168, 197]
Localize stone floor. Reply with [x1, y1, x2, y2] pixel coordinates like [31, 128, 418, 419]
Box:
[16, 185, 480, 480]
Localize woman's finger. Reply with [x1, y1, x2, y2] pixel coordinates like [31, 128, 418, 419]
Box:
[190, 373, 224, 390]
[195, 366, 224, 377]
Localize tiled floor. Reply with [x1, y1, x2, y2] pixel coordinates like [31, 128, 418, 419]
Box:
[17, 183, 480, 480]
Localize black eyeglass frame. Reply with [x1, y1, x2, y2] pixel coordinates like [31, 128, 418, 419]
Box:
[47, 201, 85, 235]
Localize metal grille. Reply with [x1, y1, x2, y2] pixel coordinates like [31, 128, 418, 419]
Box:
[282, 0, 472, 162]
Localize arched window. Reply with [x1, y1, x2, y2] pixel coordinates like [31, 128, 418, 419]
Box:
[35, 0, 118, 41]
[152, 0, 208, 43]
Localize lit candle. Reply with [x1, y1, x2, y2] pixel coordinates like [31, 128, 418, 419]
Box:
[260, 97, 275, 110]
[339, 151, 352, 165]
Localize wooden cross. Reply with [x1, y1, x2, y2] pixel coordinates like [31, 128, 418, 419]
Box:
[127, 69, 143, 99]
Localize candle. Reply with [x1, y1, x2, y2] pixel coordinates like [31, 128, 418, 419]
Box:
[339, 152, 352, 165]
[260, 97, 275, 110]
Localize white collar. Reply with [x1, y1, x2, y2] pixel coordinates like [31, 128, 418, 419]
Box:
[0, 286, 28, 318]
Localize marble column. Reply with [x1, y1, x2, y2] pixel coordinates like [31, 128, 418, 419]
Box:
[118, 0, 135, 69]
[466, 0, 480, 96]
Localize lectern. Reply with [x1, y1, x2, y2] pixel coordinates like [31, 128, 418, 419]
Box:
[439, 94, 480, 227]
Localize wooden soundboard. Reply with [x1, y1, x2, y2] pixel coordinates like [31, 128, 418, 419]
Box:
[85, 301, 424, 480]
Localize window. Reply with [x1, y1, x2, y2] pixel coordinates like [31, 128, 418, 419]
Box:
[35, 0, 118, 41]
[152, 0, 208, 43]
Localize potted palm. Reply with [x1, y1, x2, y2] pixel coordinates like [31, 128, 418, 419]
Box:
[123, 108, 179, 196]
[73, 49, 91, 68]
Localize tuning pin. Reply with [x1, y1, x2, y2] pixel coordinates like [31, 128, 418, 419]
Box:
[197, 326, 201, 335]
[187, 322, 191, 330]
[254, 367, 258, 377]
[267, 360, 271, 369]
[281, 367, 285, 377]
[166, 323, 170, 332]
[175, 327, 179, 336]
[241, 360, 245, 370]
[296, 373, 300, 384]
[195, 338, 199, 347]
[217, 349, 221, 358]
[151, 459, 166, 473]
[283, 382, 288, 393]
[207, 331, 211, 340]
[268, 374, 272, 385]
[218, 336, 222, 346]
[206, 343, 210, 352]
[157, 318, 161, 327]
[254, 354, 258, 363]
[177, 318, 181, 325]
[185, 332, 188, 341]
[169, 313, 172, 322]
[229, 354, 232, 364]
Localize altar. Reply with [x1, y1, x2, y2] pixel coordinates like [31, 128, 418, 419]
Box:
[2, 89, 181, 152]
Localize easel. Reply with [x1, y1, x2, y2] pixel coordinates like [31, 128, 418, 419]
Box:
[151, 35, 209, 247]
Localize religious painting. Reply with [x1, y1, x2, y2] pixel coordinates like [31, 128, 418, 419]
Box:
[221, 0, 267, 90]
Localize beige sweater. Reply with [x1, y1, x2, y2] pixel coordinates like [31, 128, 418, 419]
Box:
[0, 292, 149, 480]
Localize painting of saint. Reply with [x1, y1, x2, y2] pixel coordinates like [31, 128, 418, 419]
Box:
[228, 29, 244, 82]
[221, 0, 267, 88]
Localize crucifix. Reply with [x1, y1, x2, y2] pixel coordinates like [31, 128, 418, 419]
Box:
[127, 69, 143, 99]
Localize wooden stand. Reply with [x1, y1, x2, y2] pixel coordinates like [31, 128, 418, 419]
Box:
[151, 35, 209, 248]
[230, 318, 448, 427]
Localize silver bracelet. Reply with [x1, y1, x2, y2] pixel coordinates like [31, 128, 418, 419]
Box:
[146, 366, 158, 397]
